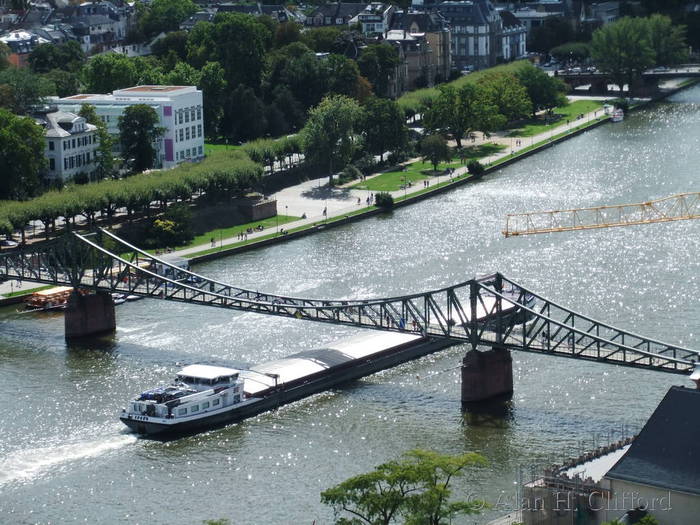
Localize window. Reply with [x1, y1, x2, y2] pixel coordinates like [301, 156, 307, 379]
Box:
[49, 141, 54, 151]
[213, 398, 220, 406]
[196, 106, 201, 120]
[49, 158, 55, 170]
[86, 152, 90, 162]
[234, 394, 240, 403]
[190, 404, 199, 413]
[69, 157, 74, 169]
[201, 401, 210, 409]
[179, 129, 184, 141]
[198, 146, 203, 155]
[64, 158, 68, 169]
[186, 148, 191, 157]
[185, 110, 189, 123]
[185, 128, 190, 140]
[190, 107, 195, 121]
[197, 124, 202, 138]
[63, 140, 68, 150]
[178, 408, 187, 416]
[72, 138, 75, 148]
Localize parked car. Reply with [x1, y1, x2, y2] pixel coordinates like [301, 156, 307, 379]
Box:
[0, 239, 18, 247]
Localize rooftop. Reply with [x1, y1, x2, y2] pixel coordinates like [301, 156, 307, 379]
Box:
[115, 85, 193, 94]
[177, 365, 240, 380]
[605, 386, 700, 495]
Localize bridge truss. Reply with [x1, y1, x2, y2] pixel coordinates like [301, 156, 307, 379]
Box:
[0, 228, 697, 375]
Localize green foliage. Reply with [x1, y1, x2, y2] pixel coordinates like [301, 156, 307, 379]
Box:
[467, 160, 485, 176]
[119, 104, 164, 174]
[478, 72, 532, 123]
[645, 14, 688, 66]
[515, 63, 567, 117]
[165, 61, 201, 86]
[301, 94, 363, 181]
[151, 30, 189, 61]
[338, 164, 362, 184]
[28, 41, 85, 74]
[0, 42, 9, 70]
[637, 516, 660, 525]
[423, 84, 504, 148]
[0, 109, 44, 200]
[300, 26, 342, 52]
[138, 0, 198, 38]
[374, 192, 394, 209]
[549, 42, 591, 63]
[362, 97, 407, 162]
[44, 69, 80, 98]
[0, 67, 54, 115]
[78, 104, 114, 180]
[591, 17, 656, 93]
[420, 134, 450, 172]
[321, 449, 488, 525]
[357, 43, 399, 98]
[148, 202, 193, 247]
[81, 54, 140, 93]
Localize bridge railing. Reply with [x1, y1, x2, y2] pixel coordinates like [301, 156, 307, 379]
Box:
[472, 274, 698, 372]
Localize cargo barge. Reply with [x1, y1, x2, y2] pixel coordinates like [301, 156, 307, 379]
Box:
[120, 332, 455, 436]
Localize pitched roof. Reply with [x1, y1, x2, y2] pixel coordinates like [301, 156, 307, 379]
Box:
[605, 386, 700, 495]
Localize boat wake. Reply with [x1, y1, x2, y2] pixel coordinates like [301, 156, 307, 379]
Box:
[0, 432, 137, 485]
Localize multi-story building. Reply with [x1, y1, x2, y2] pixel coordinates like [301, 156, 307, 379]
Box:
[498, 10, 527, 62]
[389, 9, 451, 83]
[55, 85, 204, 170]
[438, 0, 503, 71]
[35, 110, 100, 183]
[352, 3, 395, 36]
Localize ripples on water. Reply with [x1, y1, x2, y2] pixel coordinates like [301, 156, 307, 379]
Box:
[1, 88, 699, 524]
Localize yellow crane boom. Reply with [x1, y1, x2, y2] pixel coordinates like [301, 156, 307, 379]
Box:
[503, 192, 700, 237]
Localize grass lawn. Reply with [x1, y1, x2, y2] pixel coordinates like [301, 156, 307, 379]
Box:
[173, 215, 299, 251]
[204, 143, 243, 154]
[507, 100, 606, 137]
[2, 284, 54, 298]
[351, 143, 505, 192]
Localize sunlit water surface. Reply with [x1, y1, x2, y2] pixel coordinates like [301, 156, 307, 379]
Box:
[1, 87, 698, 524]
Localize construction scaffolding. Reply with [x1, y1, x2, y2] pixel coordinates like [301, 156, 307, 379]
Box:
[503, 192, 700, 238]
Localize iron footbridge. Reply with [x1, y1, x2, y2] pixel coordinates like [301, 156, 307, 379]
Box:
[0, 229, 697, 375]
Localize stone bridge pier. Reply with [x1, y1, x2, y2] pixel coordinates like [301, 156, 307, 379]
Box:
[65, 290, 116, 339]
[461, 345, 513, 404]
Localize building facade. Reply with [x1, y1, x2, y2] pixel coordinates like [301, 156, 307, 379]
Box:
[36, 110, 100, 183]
[56, 85, 204, 170]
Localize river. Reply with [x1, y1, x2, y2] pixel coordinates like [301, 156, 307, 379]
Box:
[1, 86, 698, 524]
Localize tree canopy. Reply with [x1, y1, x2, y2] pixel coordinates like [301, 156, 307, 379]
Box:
[0, 109, 44, 200]
[357, 43, 399, 98]
[321, 449, 488, 525]
[119, 104, 164, 174]
[301, 94, 362, 182]
[478, 72, 532, 123]
[362, 97, 407, 162]
[515, 63, 567, 117]
[137, 0, 198, 38]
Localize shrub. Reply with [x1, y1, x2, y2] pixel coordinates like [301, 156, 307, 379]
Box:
[375, 192, 394, 209]
[337, 164, 362, 184]
[610, 98, 629, 111]
[467, 160, 485, 177]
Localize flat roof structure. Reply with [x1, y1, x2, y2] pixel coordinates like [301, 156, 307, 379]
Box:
[177, 365, 240, 380]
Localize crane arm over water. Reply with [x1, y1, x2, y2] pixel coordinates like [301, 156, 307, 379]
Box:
[503, 192, 700, 237]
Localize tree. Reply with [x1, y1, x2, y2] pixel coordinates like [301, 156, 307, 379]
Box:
[549, 42, 591, 64]
[138, 0, 198, 38]
[45, 69, 80, 98]
[118, 104, 164, 174]
[151, 30, 189, 62]
[165, 61, 201, 86]
[212, 13, 272, 88]
[424, 84, 504, 148]
[301, 94, 362, 183]
[0, 67, 53, 115]
[478, 73, 532, 123]
[357, 43, 399, 98]
[81, 53, 139, 93]
[29, 41, 85, 73]
[0, 109, 44, 200]
[645, 14, 687, 66]
[79, 104, 114, 180]
[321, 449, 488, 525]
[199, 61, 228, 138]
[515, 63, 567, 118]
[221, 85, 267, 143]
[362, 97, 407, 162]
[325, 54, 366, 101]
[275, 21, 301, 48]
[420, 134, 450, 172]
[300, 26, 342, 53]
[591, 17, 655, 94]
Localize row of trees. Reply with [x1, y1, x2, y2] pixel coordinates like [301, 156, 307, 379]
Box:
[0, 150, 261, 238]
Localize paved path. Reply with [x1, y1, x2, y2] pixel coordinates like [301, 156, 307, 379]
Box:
[0, 103, 609, 294]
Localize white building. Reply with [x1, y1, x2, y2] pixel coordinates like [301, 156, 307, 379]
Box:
[36, 110, 100, 183]
[55, 85, 204, 170]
